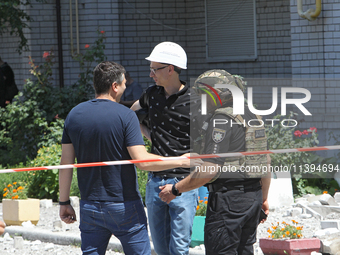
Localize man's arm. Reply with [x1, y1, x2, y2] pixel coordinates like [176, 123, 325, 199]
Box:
[159, 162, 219, 204]
[59, 143, 77, 224]
[120, 100, 138, 108]
[130, 100, 151, 140]
[127, 145, 202, 171]
[130, 100, 141, 111]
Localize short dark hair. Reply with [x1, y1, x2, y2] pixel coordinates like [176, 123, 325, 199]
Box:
[93, 61, 126, 95]
[160, 62, 181, 75]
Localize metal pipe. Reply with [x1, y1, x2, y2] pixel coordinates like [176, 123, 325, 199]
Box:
[75, 0, 79, 54]
[311, 0, 322, 19]
[297, 0, 322, 21]
[69, 0, 79, 56]
[70, 0, 74, 55]
[56, 0, 64, 88]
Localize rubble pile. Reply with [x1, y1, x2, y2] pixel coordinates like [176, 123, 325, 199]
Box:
[256, 192, 340, 255]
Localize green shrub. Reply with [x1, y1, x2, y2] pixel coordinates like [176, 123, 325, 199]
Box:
[26, 144, 79, 201]
[0, 31, 107, 167]
[265, 112, 339, 197]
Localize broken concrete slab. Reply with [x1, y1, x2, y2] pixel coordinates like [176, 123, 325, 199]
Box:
[307, 194, 338, 206]
[308, 205, 340, 219]
[321, 220, 340, 230]
[318, 232, 340, 254]
[334, 192, 340, 205]
[295, 203, 323, 220]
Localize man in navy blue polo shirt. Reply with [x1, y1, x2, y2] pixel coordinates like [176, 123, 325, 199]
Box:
[59, 61, 200, 255]
[131, 42, 199, 255]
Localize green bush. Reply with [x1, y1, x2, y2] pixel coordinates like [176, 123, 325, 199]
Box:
[26, 144, 79, 201]
[265, 112, 339, 197]
[0, 31, 106, 200]
[0, 31, 107, 167]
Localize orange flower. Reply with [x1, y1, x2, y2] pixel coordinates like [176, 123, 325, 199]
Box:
[297, 234, 301, 238]
[204, 201, 208, 204]
[85, 44, 90, 48]
[282, 234, 285, 238]
[14, 195, 19, 199]
[286, 231, 290, 235]
[281, 228, 285, 231]
[204, 197, 208, 199]
[293, 233, 296, 236]
[296, 227, 301, 230]
[7, 184, 12, 187]
[199, 200, 203, 203]
[3, 188, 7, 192]
[323, 191, 328, 194]
[13, 182, 17, 185]
[13, 189, 17, 193]
[196, 206, 199, 210]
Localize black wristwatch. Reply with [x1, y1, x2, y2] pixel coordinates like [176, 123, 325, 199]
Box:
[59, 199, 71, 205]
[172, 184, 182, 196]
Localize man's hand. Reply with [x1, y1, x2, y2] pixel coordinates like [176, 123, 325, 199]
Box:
[60, 205, 77, 224]
[159, 184, 176, 204]
[260, 199, 269, 224]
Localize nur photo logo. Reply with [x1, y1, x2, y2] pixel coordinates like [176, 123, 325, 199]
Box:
[199, 84, 312, 128]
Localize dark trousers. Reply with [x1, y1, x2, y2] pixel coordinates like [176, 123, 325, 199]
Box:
[204, 186, 262, 255]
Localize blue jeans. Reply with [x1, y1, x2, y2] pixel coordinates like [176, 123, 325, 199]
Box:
[145, 174, 198, 255]
[79, 199, 151, 255]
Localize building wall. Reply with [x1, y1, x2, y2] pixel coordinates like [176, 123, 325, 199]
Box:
[290, 0, 340, 137]
[0, 0, 121, 90]
[1, 0, 292, 89]
[1, 0, 339, 144]
[118, 0, 292, 86]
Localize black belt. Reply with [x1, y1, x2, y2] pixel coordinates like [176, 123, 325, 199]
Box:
[207, 182, 262, 193]
[152, 172, 186, 179]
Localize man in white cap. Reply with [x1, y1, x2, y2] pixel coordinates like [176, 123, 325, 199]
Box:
[131, 42, 198, 255]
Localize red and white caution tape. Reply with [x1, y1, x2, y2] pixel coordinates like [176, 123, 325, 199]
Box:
[1, 145, 340, 174]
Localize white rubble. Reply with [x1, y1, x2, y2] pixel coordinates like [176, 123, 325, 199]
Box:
[40, 199, 53, 208]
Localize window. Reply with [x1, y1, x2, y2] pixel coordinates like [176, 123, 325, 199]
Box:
[205, 0, 257, 62]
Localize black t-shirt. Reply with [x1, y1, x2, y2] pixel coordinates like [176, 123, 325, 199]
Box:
[62, 99, 144, 202]
[139, 82, 198, 177]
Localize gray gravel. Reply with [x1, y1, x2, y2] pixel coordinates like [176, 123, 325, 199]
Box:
[0, 202, 329, 255]
[0, 203, 123, 255]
